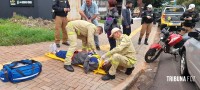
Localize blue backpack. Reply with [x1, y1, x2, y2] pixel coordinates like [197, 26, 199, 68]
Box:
[0, 59, 42, 83]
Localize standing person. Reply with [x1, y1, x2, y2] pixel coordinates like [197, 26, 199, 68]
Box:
[122, 1, 133, 36]
[101, 28, 136, 80]
[79, 0, 101, 50]
[64, 20, 103, 72]
[104, 0, 119, 50]
[52, 0, 70, 48]
[138, 4, 154, 45]
[180, 4, 199, 34]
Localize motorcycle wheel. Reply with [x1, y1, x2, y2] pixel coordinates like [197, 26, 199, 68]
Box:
[145, 48, 163, 63]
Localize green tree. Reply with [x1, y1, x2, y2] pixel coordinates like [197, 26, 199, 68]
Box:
[177, 0, 200, 11]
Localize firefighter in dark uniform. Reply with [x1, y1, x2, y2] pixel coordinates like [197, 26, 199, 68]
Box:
[138, 4, 155, 45]
[180, 4, 199, 35]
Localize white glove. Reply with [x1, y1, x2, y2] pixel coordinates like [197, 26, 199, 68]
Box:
[147, 16, 151, 19]
[103, 59, 110, 65]
[101, 54, 106, 60]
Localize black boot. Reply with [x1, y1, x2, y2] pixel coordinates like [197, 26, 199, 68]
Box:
[125, 67, 135, 75]
[64, 65, 74, 72]
[144, 38, 148, 45]
[102, 74, 115, 81]
[138, 38, 142, 45]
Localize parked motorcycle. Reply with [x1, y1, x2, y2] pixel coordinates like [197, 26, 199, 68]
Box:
[145, 27, 183, 63]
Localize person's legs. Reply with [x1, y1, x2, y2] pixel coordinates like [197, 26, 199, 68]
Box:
[61, 17, 69, 46]
[123, 25, 127, 35]
[138, 23, 148, 45]
[127, 25, 131, 36]
[79, 36, 88, 51]
[109, 54, 133, 75]
[108, 37, 116, 50]
[64, 34, 77, 65]
[55, 16, 62, 47]
[64, 23, 77, 72]
[94, 35, 100, 50]
[145, 23, 153, 45]
[102, 53, 133, 80]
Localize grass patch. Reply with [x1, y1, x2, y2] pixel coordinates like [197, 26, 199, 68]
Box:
[99, 20, 105, 23]
[0, 18, 54, 46]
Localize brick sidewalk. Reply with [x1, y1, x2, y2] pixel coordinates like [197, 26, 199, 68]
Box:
[0, 21, 152, 90]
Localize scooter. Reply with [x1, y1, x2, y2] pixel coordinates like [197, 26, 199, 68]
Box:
[145, 27, 183, 63]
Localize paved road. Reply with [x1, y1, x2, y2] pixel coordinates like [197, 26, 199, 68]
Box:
[149, 53, 198, 90]
[129, 21, 200, 90]
[149, 22, 200, 90]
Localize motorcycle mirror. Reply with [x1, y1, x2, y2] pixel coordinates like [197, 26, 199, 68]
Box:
[188, 32, 199, 38]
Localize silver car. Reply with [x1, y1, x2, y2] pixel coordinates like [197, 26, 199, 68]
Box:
[180, 28, 200, 88]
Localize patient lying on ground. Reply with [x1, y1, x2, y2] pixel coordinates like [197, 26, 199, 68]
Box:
[48, 43, 101, 74]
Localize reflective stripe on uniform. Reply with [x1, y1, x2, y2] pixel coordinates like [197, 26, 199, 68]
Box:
[106, 52, 112, 57]
[77, 30, 80, 35]
[67, 22, 73, 28]
[68, 30, 80, 36]
[87, 48, 92, 51]
[82, 46, 87, 49]
[128, 58, 136, 65]
[110, 57, 119, 65]
[68, 31, 76, 35]
[66, 51, 73, 57]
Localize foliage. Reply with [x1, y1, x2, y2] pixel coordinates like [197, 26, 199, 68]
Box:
[0, 19, 54, 46]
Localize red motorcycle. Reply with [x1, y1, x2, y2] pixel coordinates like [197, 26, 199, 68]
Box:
[145, 27, 183, 63]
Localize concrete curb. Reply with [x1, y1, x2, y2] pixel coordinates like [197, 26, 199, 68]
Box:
[113, 25, 159, 90]
[112, 62, 147, 90]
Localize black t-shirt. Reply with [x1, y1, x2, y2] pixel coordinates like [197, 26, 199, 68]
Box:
[180, 10, 199, 27]
[141, 10, 154, 24]
[52, 0, 70, 17]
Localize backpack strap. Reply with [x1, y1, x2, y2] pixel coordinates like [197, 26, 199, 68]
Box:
[3, 69, 9, 81]
[16, 69, 25, 76]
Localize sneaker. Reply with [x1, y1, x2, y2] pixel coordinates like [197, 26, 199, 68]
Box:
[62, 41, 70, 46]
[102, 74, 115, 81]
